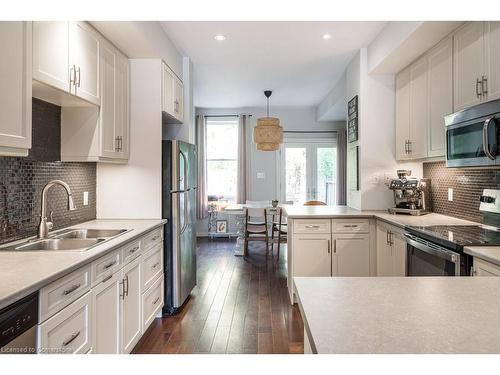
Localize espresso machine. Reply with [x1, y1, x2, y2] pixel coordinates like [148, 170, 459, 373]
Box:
[388, 170, 431, 216]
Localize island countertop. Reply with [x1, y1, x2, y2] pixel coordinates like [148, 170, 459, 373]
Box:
[294, 276, 500, 354]
[0, 219, 166, 310]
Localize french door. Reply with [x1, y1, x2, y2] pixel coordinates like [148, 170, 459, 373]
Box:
[278, 140, 337, 205]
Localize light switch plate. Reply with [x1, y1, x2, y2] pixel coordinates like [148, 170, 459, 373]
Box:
[257, 172, 265, 179]
[83, 191, 89, 206]
[448, 188, 453, 202]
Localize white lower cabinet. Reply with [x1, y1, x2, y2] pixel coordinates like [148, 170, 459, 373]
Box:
[293, 234, 332, 277]
[120, 257, 142, 353]
[472, 257, 500, 276]
[38, 291, 92, 354]
[376, 221, 406, 276]
[92, 272, 121, 354]
[332, 234, 370, 276]
[37, 227, 165, 354]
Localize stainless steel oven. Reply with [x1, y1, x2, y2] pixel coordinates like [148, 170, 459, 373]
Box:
[445, 99, 500, 168]
[404, 233, 470, 276]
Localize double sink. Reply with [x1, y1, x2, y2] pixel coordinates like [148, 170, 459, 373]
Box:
[0, 229, 129, 252]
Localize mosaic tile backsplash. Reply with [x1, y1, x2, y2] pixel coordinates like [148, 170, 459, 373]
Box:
[423, 161, 500, 223]
[0, 99, 96, 245]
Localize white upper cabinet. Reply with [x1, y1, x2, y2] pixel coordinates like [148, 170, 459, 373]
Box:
[396, 35, 453, 160]
[453, 22, 485, 111]
[408, 56, 428, 159]
[69, 22, 101, 105]
[427, 36, 453, 158]
[162, 62, 184, 123]
[0, 21, 32, 156]
[485, 22, 500, 103]
[32, 21, 100, 106]
[33, 21, 70, 93]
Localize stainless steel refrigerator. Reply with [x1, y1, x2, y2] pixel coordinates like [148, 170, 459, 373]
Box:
[162, 140, 197, 315]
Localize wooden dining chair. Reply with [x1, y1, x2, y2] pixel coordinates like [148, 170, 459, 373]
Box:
[303, 200, 327, 206]
[244, 207, 269, 256]
[271, 207, 287, 259]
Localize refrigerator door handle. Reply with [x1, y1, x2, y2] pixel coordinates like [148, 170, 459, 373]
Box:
[179, 150, 188, 191]
[180, 191, 189, 234]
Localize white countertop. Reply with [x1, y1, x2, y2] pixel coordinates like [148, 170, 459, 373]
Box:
[295, 276, 500, 354]
[465, 246, 500, 266]
[283, 205, 476, 228]
[0, 219, 166, 311]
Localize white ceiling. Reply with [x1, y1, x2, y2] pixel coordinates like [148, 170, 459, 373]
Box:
[161, 22, 387, 108]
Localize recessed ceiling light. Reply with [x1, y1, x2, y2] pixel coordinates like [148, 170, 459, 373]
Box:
[214, 34, 226, 41]
[322, 33, 332, 40]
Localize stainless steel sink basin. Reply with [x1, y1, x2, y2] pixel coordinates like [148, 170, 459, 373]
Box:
[54, 229, 128, 240]
[13, 238, 105, 252]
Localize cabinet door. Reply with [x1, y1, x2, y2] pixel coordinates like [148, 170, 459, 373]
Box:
[99, 40, 119, 158]
[115, 50, 130, 160]
[427, 37, 452, 158]
[409, 56, 428, 159]
[473, 258, 500, 276]
[92, 272, 121, 354]
[120, 257, 142, 353]
[391, 231, 407, 277]
[32, 21, 70, 92]
[485, 22, 500, 102]
[376, 224, 393, 276]
[162, 63, 175, 116]
[70, 22, 100, 105]
[0, 21, 32, 155]
[333, 234, 370, 276]
[174, 78, 184, 121]
[395, 68, 411, 161]
[293, 234, 331, 277]
[453, 22, 484, 111]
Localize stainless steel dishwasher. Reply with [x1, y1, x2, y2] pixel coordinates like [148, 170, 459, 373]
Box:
[0, 292, 38, 354]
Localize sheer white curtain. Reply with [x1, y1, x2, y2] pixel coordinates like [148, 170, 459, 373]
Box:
[336, 129, 347, 205]
[236, 115, 247, 204]
[196, 115, 208, 219]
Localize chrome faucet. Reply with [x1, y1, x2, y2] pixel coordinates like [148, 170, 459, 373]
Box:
[38, 180, 77, 238]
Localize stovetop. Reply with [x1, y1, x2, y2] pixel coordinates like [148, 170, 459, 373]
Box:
[406, 224, 500, 249]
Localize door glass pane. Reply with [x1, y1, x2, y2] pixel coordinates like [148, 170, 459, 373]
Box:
[285, 147, 307, 204]
[316, 147, 337, 204]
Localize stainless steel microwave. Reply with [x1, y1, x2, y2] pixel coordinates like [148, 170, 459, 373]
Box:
[445, 99, 500, 168]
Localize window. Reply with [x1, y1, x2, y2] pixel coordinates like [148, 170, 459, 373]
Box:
[206, 117, 239, 203]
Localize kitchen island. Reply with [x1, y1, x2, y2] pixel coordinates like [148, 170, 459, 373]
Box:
[295, 276, 500, 353]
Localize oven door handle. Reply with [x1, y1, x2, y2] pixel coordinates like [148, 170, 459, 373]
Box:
[403, 233, 460, 264]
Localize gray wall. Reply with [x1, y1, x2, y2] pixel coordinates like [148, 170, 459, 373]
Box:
[195, 106, 345, 235]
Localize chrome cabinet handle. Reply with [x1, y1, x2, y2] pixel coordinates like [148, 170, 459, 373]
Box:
[102, 274, 113, 283]
[327, 240, 330, 254]
[103, 260, 116, 270]
[120, 279, 125, 299]
[482, 75, 488, 95]
[62, 331, 80, 346]
[483, 118, 496, 160]
[115, 136, 119, 152]
[70, 65, 76, 87]
[471, 267, 476, 276]
[334, 239, 337, 254]
[125, 275, 129, 297]
[76, 66, 81, 88]
[118, 136, 123, 152]
[389, 232, 394, 246]
[152, 235, 159, 241]
[62, 283, 81, 296]
[152, 297, 160, 305]
[152, 262, 160, 269]
[129, 246, 139, 254]
[408, 141, 412, 154]
[476, 78, 483, 98]
[305, 225, 320, 229]
[386, 230, 390, 245]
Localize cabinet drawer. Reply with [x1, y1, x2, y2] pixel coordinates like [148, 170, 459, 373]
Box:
[40, 265, 91, 322]
[121, 239, 142, 264]
[91, 248, 121, 286]
[473, 257, 500, 276]
[38, 291, 92, 354]
[293, 219, 331, 234]
[142, 275, 163, 333]
[142, 228, 163, 251]
[142, 244, 163, 291]
[333, 219, 370, 233]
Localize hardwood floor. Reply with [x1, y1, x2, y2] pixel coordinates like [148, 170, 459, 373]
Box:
[133, 238, 304, 354]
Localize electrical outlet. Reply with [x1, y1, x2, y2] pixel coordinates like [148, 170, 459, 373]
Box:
[83, 191, 89, 206]
[448, 188, 453, 202]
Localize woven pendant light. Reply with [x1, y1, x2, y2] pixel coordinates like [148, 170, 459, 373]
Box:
[253, 90, 283, 151]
